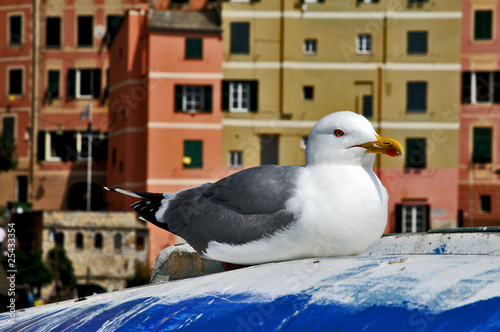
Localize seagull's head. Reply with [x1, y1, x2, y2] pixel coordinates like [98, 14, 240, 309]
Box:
[305, 111, 404, 167]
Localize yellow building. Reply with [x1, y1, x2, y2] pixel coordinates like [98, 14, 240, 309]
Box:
[221, 0, 461, 233]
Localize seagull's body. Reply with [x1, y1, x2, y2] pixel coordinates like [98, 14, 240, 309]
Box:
[106, 111, 403, 265]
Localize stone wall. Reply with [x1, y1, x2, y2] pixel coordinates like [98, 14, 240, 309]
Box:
[40, 211, 148, 297]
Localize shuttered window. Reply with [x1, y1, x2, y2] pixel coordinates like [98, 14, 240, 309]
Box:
[222, 80, 258, 112]
[184, 140, 203, 169]
[185, 38, 203, 59]
[66, 68, 101, 99]
[174, 85, 212, 113]
[408, 31, 427, 54]
[406, 81, 427, 112]
[405, 138, 426, 169]
[46, 70, 60, 99]
[472, 128, 492, 163]
[474, 10, 493, 40]
[2, 117, 15, 144]
[230, 22, 250, 54]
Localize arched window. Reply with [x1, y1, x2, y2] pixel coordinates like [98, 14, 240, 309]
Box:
[55, 232, 64, 248]
[114, 233, 122, 250]
[76, 232, 84, 249]
[95, 233, 103, 249]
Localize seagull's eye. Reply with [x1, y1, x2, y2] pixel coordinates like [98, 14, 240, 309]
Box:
[334, 129, 344, 137]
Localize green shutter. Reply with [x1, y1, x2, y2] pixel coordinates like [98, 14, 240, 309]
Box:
[221, 81, 230, 111]
[493, 72, 500, 104]
[67, 69, 76, 99]
[174, 85, 183, 112]
[473, 128, 492, 163]
[2, 117, 15, 144]
[92, 69, 101, 99]
[184, 140, 202, 169]
[462, 72, 472, 104]
[185, 38, 202, 59]
[203, 85, 212, 113]
[37, 131, 46, 161]
[474, 11, 492, 40]
[249, 81, 258, 112]
[405, 138, 426, 169]
[230, 22, 250, 54]
[47, 70, 60, 98]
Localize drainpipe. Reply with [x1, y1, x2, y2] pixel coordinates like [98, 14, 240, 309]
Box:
[279, 0, 290, 119]
[29, 0, 40, 203]
[376, 13, 388, 172]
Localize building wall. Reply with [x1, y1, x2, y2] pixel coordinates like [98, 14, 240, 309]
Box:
[0, 0, 34, 209]
[40, 211, 148, 298]
[106, 4, 224, 269]
[459, 0, 500, 226]
[222, 0, 461, 232]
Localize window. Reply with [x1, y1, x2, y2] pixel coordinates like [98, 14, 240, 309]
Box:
[357, 0, 379, 3]
[303, 0, 325, 3]
[480, 195, 491, 213]
[472, 128, 492, 163]
[16, 175, 28, 202]
[136, 232, 145, 251]
[303, 39, 317, 55]
[46, 17, 61, 47]
[303, 86, 314, 101]
[362, 95, 373, 118]
[66, 69, 102, 99]
[37, 130, 107, 162]
[474, 10, 493, 40]
[357, 34, 371, 54]
[185, 38, 202, 59]
[55, 232, 65, 248]
[396, 204, 430, 233]
[114, 233, 122, 250]
[260, 135, 279, 165]
[222, 80, 258, 112]
[230, 22, 250, 54]
[76, 233, 84, 249]
[9, 69, 23, 95]
[184, 140, 203, 169]
[106, 15, 122, 45]
[229, 151, 243, 167]
[462, 71, 500, 104]
[174, 85, 212, 113]
[95, 233, 103, 249]
[9, 15, 22, 46]
[406, 138, 426, 169]
[77, 16, 93, 47]
[408, 31, 427, 54]
[2, 117, 15, 144]
[406, 82, 427, 112]
[46, 70, 60, 99]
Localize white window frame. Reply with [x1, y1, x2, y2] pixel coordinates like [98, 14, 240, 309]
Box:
[356, 34, 372, 54]
[303, 39, 317, 55]
[228, 151, 243, 167]
[304, 0, 319, 3]
[183, 86, 203, 113]
[401, 205, 427, 233]
[76, 69, 93, 99]
[470, 71, 493, 104]
[45, 132, 62, 162]
[230, 82, 250, 113]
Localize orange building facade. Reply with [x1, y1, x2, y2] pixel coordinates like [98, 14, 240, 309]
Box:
[459, 0, 500, 227]
[106, 1, 223, 268]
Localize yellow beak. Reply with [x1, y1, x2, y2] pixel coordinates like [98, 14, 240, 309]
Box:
[357, 135, 404, 157]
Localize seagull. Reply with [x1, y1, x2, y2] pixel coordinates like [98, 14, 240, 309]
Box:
[105, 111, 403, 265]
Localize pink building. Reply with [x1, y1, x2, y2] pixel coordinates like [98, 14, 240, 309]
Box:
[106, 1, 223, 269]
[459, 1, 500, 226]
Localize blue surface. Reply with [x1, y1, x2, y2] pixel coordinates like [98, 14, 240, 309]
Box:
[4, 294, 500, 331]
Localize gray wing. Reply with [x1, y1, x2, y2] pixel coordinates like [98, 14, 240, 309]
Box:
[160, 165, 301, 254]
